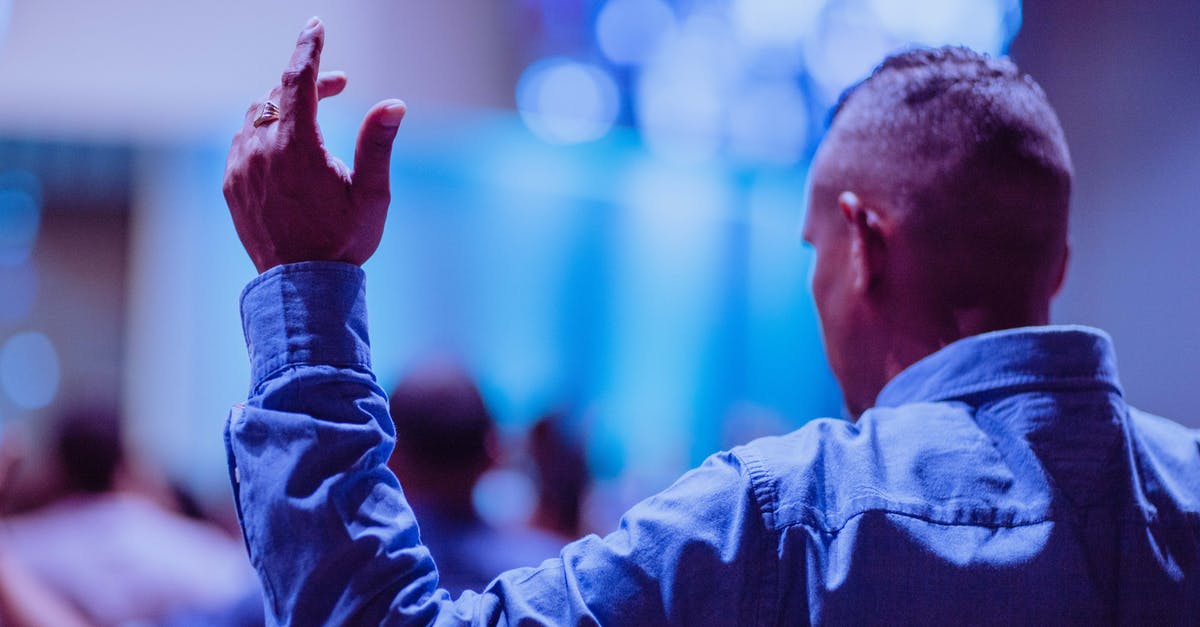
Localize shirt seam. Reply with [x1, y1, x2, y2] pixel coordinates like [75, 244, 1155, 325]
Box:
[239, 261, 364, 306]
[774, 504, 1200, 536]
[731, 449, 781, 627]
[252, 358, 373, 394]
[225, 409, 283, 619]
[242, 262, 369, 389]
[780, 506, 1056, 536]
[883, 375, 1122, 407]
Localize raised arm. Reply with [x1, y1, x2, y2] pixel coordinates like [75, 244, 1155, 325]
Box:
[222, 19, 775, 626]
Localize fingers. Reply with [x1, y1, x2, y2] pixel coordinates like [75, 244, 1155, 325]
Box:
[243, 86, 281, 130]
[278, 17, 325, 143]
[352, 99, 407, 206]
[239, 72, 344, 134]
[238, 21, 342, 146]
[317, 71, 348, 100]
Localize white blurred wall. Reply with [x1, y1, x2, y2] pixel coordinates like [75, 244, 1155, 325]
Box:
[0, 0, 519, 140]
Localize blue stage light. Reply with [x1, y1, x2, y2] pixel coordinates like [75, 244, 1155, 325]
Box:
[0, 171, 42, 267]
[596, 0, 676, 66]
[517, 58, 621, 145]
[730, 0, 826, 49]
[1, 331, 60, 410]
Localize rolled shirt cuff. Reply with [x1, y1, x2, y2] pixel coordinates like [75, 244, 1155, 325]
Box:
[239, 261, 371, 390]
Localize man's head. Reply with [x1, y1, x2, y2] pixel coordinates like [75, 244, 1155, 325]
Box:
[55, 407, 124, 494]
[803, 47, 1073, 418]
[387, 361, 496, 515]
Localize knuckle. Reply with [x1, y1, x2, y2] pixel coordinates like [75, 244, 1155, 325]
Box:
[276, 133, 300, 153]
[280, 66, 314, 88]
[246, 149, 269, 169]
[278, 131, 320, 157]
[222, 169, 245, 198]
[298, 30, 324, 55]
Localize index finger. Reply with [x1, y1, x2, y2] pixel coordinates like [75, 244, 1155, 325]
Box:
[278, 17, 324, 144]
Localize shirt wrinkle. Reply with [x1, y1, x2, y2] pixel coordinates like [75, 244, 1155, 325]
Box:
[229, 262, 1200, 625]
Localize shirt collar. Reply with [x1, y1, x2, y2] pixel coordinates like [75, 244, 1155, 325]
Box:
[874, 325, 1124, 408]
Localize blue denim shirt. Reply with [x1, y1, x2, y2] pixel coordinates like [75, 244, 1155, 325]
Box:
[226, 262, 1200, 625]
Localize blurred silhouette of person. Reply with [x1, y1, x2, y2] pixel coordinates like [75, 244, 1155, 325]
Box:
[388, 362, 563, 595]
[0, 536, 89, 627]
[527, 411, 589, 540]
[0, 424, 88, 627]
[0, 407, 260, 626]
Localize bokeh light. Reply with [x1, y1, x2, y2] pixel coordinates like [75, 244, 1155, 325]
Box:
[726, 79, 810, 164]
[635, 13, 738, 162]
[0, 171, 43, 266]
[473, 467, 538, 528]
[523, 0, 1021, 164]
[0, 331, 61, 410]
[803, 3, 899, 104]
[516, 58, 620, 145]
[731, 0, 826, 49]
[869, 0, 1015, 53]
[806, 0, 1020, 103]
[595, 0, 675, 66]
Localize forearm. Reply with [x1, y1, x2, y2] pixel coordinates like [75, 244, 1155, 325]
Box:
[225, 262, 442, 625]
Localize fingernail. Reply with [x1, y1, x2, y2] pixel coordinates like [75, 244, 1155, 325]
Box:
[381, 102, 407, 127]
[306, 16, 320, 29]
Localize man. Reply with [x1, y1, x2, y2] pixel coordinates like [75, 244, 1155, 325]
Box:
[386, 362, 563, 595]
[222, 18, 1200, 625]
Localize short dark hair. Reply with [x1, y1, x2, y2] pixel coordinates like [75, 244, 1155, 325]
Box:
[830, 47, 1058, 134]
[389, 363, 494, 472]
[825, 46, 1072, 301]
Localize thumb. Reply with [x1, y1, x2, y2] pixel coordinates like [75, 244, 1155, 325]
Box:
[352, 99, 407, 205]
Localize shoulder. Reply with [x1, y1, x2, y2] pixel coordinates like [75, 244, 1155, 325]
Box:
[1128, 407, 1200, 450]
[732, 402, 1047, 533]
[1126, 408, 1200, 516]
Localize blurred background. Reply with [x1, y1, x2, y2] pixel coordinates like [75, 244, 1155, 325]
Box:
[0, 0, 1196, 620]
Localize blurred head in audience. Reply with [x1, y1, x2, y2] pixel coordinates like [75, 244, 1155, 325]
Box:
[388, 362, 569, 593]
[528, 411, 588, 539]
[804, 47, 1073, 417]
[54, 407, 124, 495]
[387, 361, 495, 517]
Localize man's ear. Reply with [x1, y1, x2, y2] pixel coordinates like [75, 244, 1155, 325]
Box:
[1051, 241, 1070, 298]
[838, 191, 886, 293]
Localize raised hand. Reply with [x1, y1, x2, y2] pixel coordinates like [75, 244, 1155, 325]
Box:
[223, 17, 407, 273]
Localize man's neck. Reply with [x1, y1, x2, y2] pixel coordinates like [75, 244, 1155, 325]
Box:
[861, 303, 1052, 416]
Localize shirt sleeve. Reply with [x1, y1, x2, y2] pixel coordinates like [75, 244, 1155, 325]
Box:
[225, 262, 777, 627]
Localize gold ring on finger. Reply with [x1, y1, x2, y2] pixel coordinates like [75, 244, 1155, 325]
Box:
[253, 101, 281, 128]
